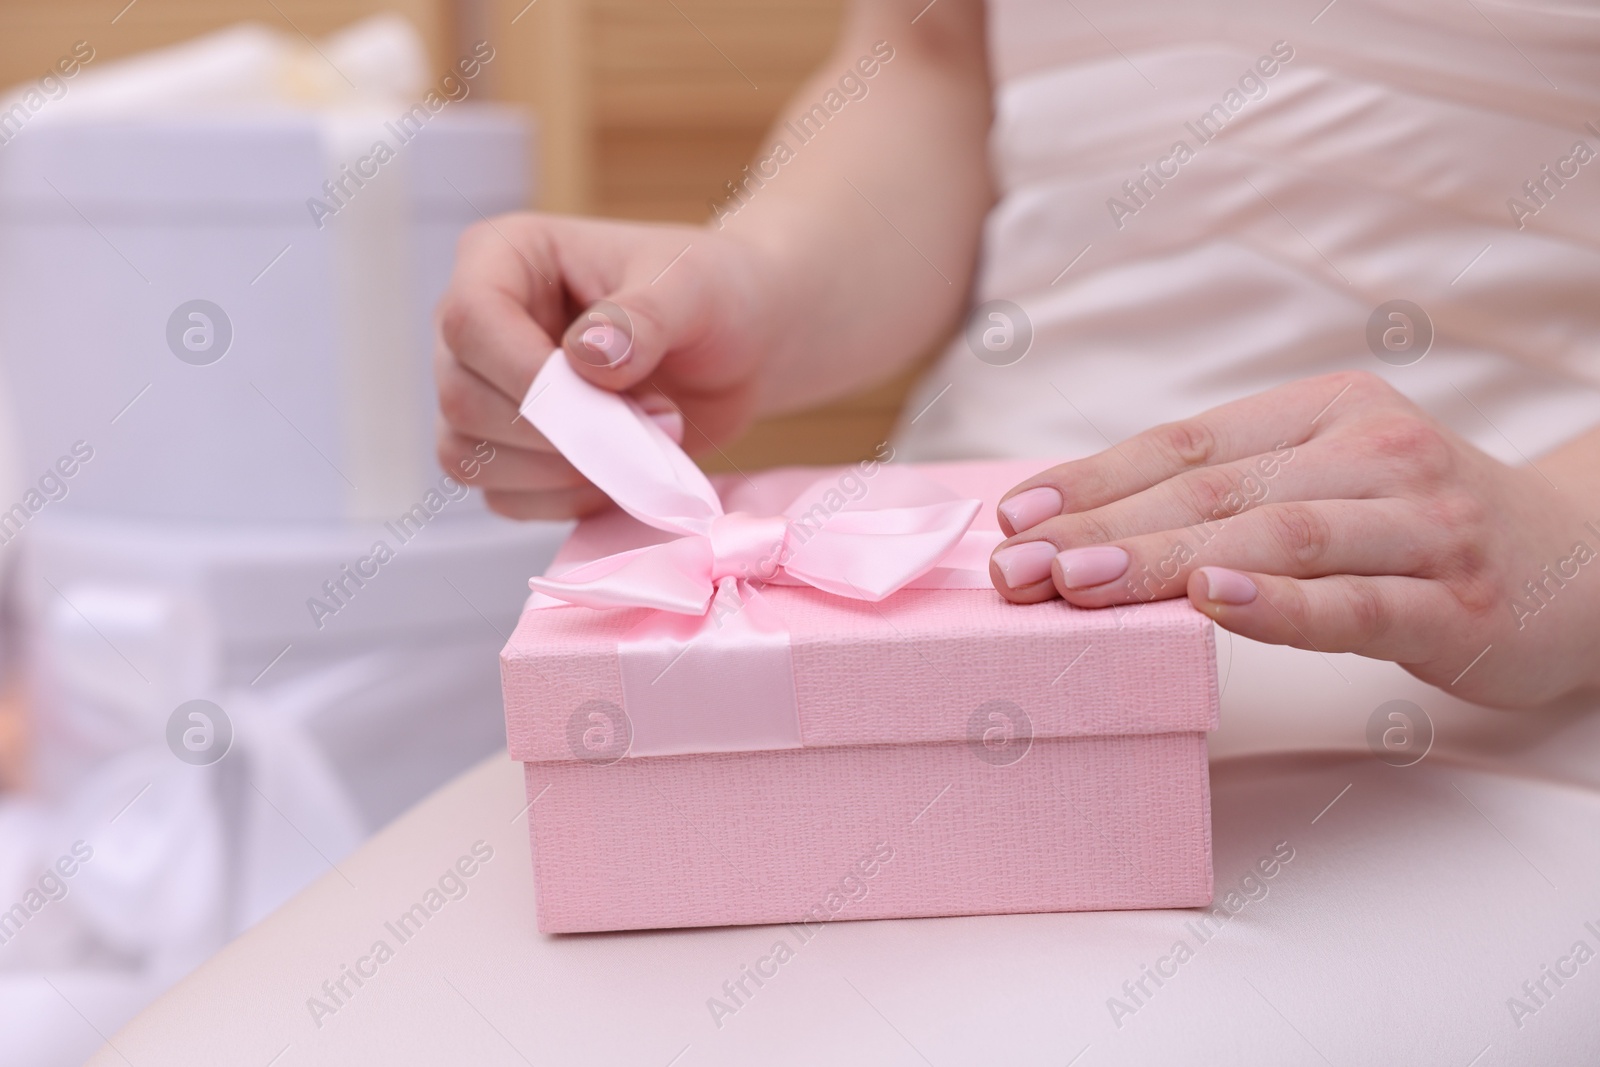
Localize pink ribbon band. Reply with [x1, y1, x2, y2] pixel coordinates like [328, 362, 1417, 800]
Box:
[518, 353, 998, 757]
[617, 578, 803, 756]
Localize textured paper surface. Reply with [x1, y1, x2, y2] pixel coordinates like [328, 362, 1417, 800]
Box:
[527, 734, 1213, 932]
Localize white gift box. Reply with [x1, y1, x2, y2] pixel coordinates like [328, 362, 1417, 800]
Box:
[0, 21, 557, 1062]
[0, 510, 565, 1067]
[0, 104, 530, 522]
[17, 512, 566, 922]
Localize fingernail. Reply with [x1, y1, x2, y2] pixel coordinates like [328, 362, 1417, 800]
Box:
[1054, 545, 1130, 589]
[565, 302, 634, 368]
[648, 409, 684, 443]
[1199, 566, 1257, 605]
[999, 486, 1063, 533]
[580, 325, 626, 366]
[991, 541, 1059, 588]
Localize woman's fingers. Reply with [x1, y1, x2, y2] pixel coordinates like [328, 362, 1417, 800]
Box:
[437, 431, 588, 492]
[997, 372, 1376, 534]
[985, 369, 1600, 707]
[1000, 436, 1382, 556]
[437, 220, 566, 403]
[990, 498, 1427, 604]
[482, 485, 613, 521]
[1186, 568, 1469, 667]
[435, 351, 561, 451]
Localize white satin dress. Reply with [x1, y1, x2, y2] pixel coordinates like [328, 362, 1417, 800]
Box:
[898, 0, 1600, 464]
[895, 1, 1600, 1061]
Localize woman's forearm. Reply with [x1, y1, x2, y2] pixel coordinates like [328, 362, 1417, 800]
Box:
[720, 0, 993, 415]
[1539, 422, 1600, 515]
[1536, 421, 1600, 693]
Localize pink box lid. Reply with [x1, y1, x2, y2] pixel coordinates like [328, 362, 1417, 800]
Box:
[502, 460, 1219, 763]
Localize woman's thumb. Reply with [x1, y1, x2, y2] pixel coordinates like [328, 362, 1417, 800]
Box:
[559, 275, 702, 392]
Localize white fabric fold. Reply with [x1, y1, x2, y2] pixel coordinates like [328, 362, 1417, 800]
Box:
[898, 3, 1600, 465]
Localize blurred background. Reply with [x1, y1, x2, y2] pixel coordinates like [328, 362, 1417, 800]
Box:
[0, 0, 915, 472]
[0, 2, 922, 1064]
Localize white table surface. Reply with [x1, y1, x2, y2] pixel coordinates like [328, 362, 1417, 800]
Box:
[86, 636, 1600, 1066]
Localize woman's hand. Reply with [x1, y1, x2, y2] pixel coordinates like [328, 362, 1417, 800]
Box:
[989, 371, 1600, 708]
[434, 0, 994, 522]
[435, 214, 782, 519]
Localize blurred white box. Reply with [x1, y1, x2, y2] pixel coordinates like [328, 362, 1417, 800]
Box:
[0, 21, 561, 1066]
[0, 105, 531, 522]
[0, 99, 559, 931]
[19, 512, 562, 813]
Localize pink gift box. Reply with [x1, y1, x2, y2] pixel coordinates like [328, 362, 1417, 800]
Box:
[502, 459, 1218, 933]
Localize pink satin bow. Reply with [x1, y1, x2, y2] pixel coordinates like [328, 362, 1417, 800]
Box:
[518, 354, 985, 616]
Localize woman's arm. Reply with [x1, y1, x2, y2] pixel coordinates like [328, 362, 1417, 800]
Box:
[721, 0, 994, 414]
[433, 0, 992, 517]
[1538, 423, 1600, 510]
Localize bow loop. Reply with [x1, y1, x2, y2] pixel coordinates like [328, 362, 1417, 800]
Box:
[520, 352, 984, 614]
[782, 498, 982, 601]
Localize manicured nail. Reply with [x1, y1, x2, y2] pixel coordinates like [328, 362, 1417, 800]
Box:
[1199, 566, 1258, 605]
[992, 541, 1059, 588]
[999, 486, 1063, 533]
[1054, 545, 1130, 589]
[565, 301, 634, 368]
[581, 325, 626, 365]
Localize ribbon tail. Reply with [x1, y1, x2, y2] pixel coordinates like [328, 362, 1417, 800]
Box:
[527, 536, 717, 614]
[519, 354, 723, 536]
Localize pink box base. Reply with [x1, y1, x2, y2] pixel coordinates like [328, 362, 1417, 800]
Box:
[504, 459, 1220, 932]
[526, 733, 1213, 934]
